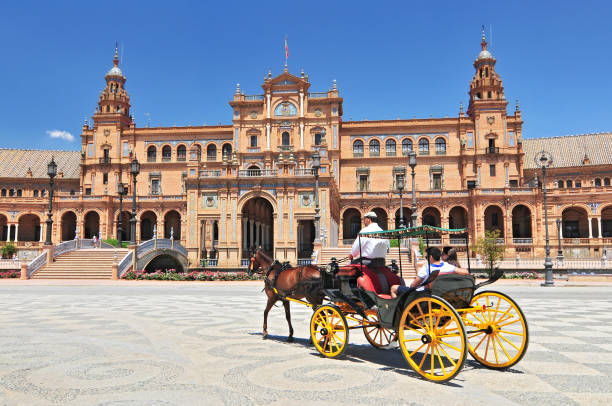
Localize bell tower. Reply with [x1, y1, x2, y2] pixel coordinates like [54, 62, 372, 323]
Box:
[93, 45, 132, 127]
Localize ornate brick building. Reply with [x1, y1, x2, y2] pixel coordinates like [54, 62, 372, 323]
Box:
[1, 34, 611, 266]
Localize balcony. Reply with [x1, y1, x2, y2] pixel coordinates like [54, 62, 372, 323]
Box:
[295, 168, 315, 176]
[386, 151, 397, 157]
[436, 149, 447, 155]
[402, 149, 413, 156]
[162, 156, 171, 162]
[486, 146, 500, 154]
[513, 238, 533, 245]
[238, 169, 278, 177]
[98, 157, 112, 164]
[147, 156, 156, 163]
[244, 94, 264, 101]
[309, 92, 328, 99]
[246, 147, 261, 153]
[279, 145, 294, 152]
[199, 170, 222, 177]
[419, 149, 430, 156]
[369, 150, 380, 157]
[353, 152, 364, 158]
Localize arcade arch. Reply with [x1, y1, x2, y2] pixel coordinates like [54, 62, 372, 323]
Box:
[484, 205, 504, 237]
[561, 207, 589, 238]
[61, 211, 77, 241]
[164, 210, 181, 240]
[448, 206, 468, 229]
[511, 205, 532, 238]
[84, 211, 100, 239]
[140, 211, 157, 241]
[371, 207, 388, 230]
[342, 208, 361, 243]
[17, 214, 41, 242]
[241, 197, 274, 257]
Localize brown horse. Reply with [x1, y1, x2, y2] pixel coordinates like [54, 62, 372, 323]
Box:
[250, 247, 323, 342]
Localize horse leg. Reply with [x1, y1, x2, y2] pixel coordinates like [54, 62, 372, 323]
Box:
[283, 300, 294, 342]
[262, 292, 275, 339]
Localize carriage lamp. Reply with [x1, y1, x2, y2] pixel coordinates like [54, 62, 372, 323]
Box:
[536, 150, 554, 287]
[45, 157, 57, 245]
[130, 157, 140, 245]
[409, 151, 417, 228]
[313, 152, 321, 242]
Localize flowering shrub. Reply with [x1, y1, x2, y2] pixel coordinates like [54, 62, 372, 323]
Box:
[506, 271, 539, 279]
[121, 269, 262, 281]
[0, 271, 20, 278]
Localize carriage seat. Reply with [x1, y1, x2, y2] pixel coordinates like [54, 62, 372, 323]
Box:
[357, 266, 404, 299]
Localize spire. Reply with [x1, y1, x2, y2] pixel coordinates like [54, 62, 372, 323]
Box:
[114, 42, 119, 67]
[481, 25, 487, 50]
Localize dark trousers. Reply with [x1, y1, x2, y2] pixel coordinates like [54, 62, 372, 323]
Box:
[351, 257, 385, 267]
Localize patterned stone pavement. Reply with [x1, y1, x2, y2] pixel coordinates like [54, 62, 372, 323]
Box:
[0, 282, 611, 406]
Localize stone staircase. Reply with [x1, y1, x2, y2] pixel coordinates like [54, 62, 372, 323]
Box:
[31, 249, 130, 279]
[319, 247, 416, 278]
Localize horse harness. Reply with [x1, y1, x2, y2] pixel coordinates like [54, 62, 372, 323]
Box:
[265, 260, 304, 299]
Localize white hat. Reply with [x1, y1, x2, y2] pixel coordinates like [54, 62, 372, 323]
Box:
[364, 211, 377, 219]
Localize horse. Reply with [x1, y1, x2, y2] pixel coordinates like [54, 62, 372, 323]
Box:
[249, 247, 323, 342]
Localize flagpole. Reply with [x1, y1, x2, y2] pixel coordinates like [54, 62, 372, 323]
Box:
[284, 35, 288, 71]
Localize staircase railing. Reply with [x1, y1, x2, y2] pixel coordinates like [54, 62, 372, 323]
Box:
[53, 240, 77, 258]
[27, 251, 48, 278]
[137, 238, 188, 259]
[117, 251, 133, 277]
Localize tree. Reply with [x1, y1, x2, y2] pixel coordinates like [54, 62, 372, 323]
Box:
[473, 229, 505, 278]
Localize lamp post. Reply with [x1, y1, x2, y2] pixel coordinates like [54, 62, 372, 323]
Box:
[536, 151, 554, 286]
[129, 157, 140, 245]
[409, 151, 417, 227]
[397, 175, 405, 228]
[44, 157, 57, 245]
[117, 182, 127, 247]
[312, 152, 321, 242]
[556, 218, 563, 265]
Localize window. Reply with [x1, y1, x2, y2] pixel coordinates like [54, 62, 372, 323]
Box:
[369, 139, 380, 156]
[250, 135, 258, 147]
[418, 139, 429, 155]
[9, 189, 15, 197]
[177, 145, 187, 161]
[16, 189, 22, 197]
[41, 189, 46, 197]
[432, 174, 442, 190]
[595, 178, 602, 187]
[566, 180, 573, 188]
[359, 175, 368, 191]
[151, 179, 161, 195]
[85, 188, 91, 195]
[487, 91, 492, 99]
[558, 180, 564, 188]
[123, 141, 129, 157]
[70, 190, 75, 196]
[1, 189, 5, 197]
[162, 146, 172, 161]
[467, 180, 477, 189]
[509, 180, 518, 187]
[490, 164, 496, 177]
[386, 139, 396, 156]
[103, 173, 108, 184]
[207, 144, 217, 161]
[402, 139, 413, 156]
[222, 144, 232, 159]
[575, 181, 581, 188]
[33, 190, 39, 197]
[605, 178, 611, 186]
[435, 138, 446, 155]
[282, 132, 291, 146]
[147, 146, 157, 162]
[353, 140, 364, 157]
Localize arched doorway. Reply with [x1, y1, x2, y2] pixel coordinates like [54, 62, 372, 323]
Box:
[18, 214, 41, 241]
[84, 211, 100, 239]
[247, 165, 261, 176]
[562, 207, 588, 238]
[394, 207, 412, 229]
[512, 205, 532, 239]
[241, 197, 274, 257]
[342, 208, 361, 244]
[372, 208, 388, 230]
[603, 206, 612, 237]
[61, 211, 77, 241]
[0, 214, 8, 241]
[164, 210, 181, 240]
[449, 206, 468, 229]
[484, 205, 504, 237]
[422, 207, 441, 227]
[144, 254, 185, 273]
[117, 211, 131, 242]
[140, 211, 157, 241]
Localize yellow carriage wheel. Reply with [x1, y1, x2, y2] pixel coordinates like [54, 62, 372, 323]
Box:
[398, 296, 467, 383]
[360, 311, 397, 349]
[310, 305, 349, 358]
[466, 290, 529, 369]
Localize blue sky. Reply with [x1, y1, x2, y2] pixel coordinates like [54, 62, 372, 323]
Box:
[1, 0, 611, 150]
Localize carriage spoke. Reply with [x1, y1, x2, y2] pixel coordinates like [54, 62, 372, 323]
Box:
[497, 318, 520, 328]
[438, 340, 462, 352]
[492, 333, 499, 364]
[408, 342, 427, 357]
[484, 335, 491, 360]
[417, 344, 431, 369]
[498, 329, 524, 337]
[438, 343, 457, 367]
[468, 331, 485, 339]
[435, 346, 446, 376]
[430, 342, 435, 374]
[494, 334, 511, 360]
[472, 333, 488, 352]
[497, 332, 521, 351]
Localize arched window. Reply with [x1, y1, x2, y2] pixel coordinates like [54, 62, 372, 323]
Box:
[605, 178, 611, 186]
[314, 132, 322, 145]
[147, 146, 157, 162]
[435, 138, 446, 154]
[402, 139, 413, 156]
[419, 139, 430, 155]
[207, 144, 217, 161]
[282, 131, 290, 146]
[33, 190, 39, 197]
[9, 189, 15, 197]
[386, 139, 396, 156]
[353, 140, 364, 157]
[369, 139, 380, 156]
[558, 180, 564, 188]
[162, 145, 171, 161]
[16, 189, 22, 197]
[41, 189, 46, 197]
[222, 144, 232, 159]
[595, 178, 602, 187]
[249, 134, 258, 148]
[566, 180, 573, 188]
[1, 189, 5, 197]
[177, 145, 187, 161]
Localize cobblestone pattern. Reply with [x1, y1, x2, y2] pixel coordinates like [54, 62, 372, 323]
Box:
[0, 285, 610, 405]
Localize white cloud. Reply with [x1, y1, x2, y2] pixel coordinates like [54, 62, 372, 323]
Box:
[47, 130, 75, 142]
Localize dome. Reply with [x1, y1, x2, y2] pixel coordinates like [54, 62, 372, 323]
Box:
[106, 66, 123, 77]
[477, 49, 495, 61]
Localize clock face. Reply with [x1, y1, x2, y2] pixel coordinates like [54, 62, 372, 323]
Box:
[250, 111, 257, 119]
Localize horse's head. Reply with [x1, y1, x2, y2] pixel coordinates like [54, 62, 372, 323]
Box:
[250, 246, 273, 274]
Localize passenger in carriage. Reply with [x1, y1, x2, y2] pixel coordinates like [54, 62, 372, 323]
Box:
[442, 247, 463, 269]
[390, 246, 469, 298]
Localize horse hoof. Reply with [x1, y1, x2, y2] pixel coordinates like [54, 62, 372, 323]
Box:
[287, 336, 294, 343]
[262, 333, 268, 340]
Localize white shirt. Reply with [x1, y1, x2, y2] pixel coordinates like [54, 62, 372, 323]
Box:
[415, 261, 456, 291]
[351, 222, 390, 259]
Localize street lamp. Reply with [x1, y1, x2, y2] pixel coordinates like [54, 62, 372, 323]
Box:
[556, 217, 563, 265]
[536, 151, 554, 286]
[409, 151, 417, 228]
[130, 157, 140, 245]
[117, 182, 127, 247]
[397, 175, 405, 228]
[312, 152, 321, 242]
[45, 157, 57, 245]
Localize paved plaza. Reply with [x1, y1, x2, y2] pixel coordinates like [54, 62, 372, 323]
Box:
[0, 281, 611, 405]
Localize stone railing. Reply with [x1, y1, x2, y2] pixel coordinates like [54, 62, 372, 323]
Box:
[0, 259, 19, 270]
[241, 259, 250, 267]
[298, 258, 313, 266]
[137, 238, 188, 259]
[238, 169, 278, 177]
[53, 240, 77, 258]
[295, 168, 315, 176]
[117, 251, 133, 277]
[513, 238, 533, 245]
[27, 251, 48, 278]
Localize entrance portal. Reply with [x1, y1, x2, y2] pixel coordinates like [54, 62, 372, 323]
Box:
[241, 197, 274, 257]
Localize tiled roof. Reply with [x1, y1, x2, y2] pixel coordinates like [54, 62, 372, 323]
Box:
[0, 149, 81, 179]
[522, 133, 612, 169]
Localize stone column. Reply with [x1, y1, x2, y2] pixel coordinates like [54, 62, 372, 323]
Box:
[588, 217, 593, 238]
[266, 124, 271, 150]
[300, 122, 304, 149]
[255, 222, 261, 248]
[598, 217, 602, 238]
[249, 220, 255, 249]
[242, 219, 248, 251]
[14, 224, 18, 242]
[6, 225, 10, 242]
[39, 223, 45, 242]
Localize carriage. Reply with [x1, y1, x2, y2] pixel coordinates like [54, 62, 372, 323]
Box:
[293, 225, 529, 383]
